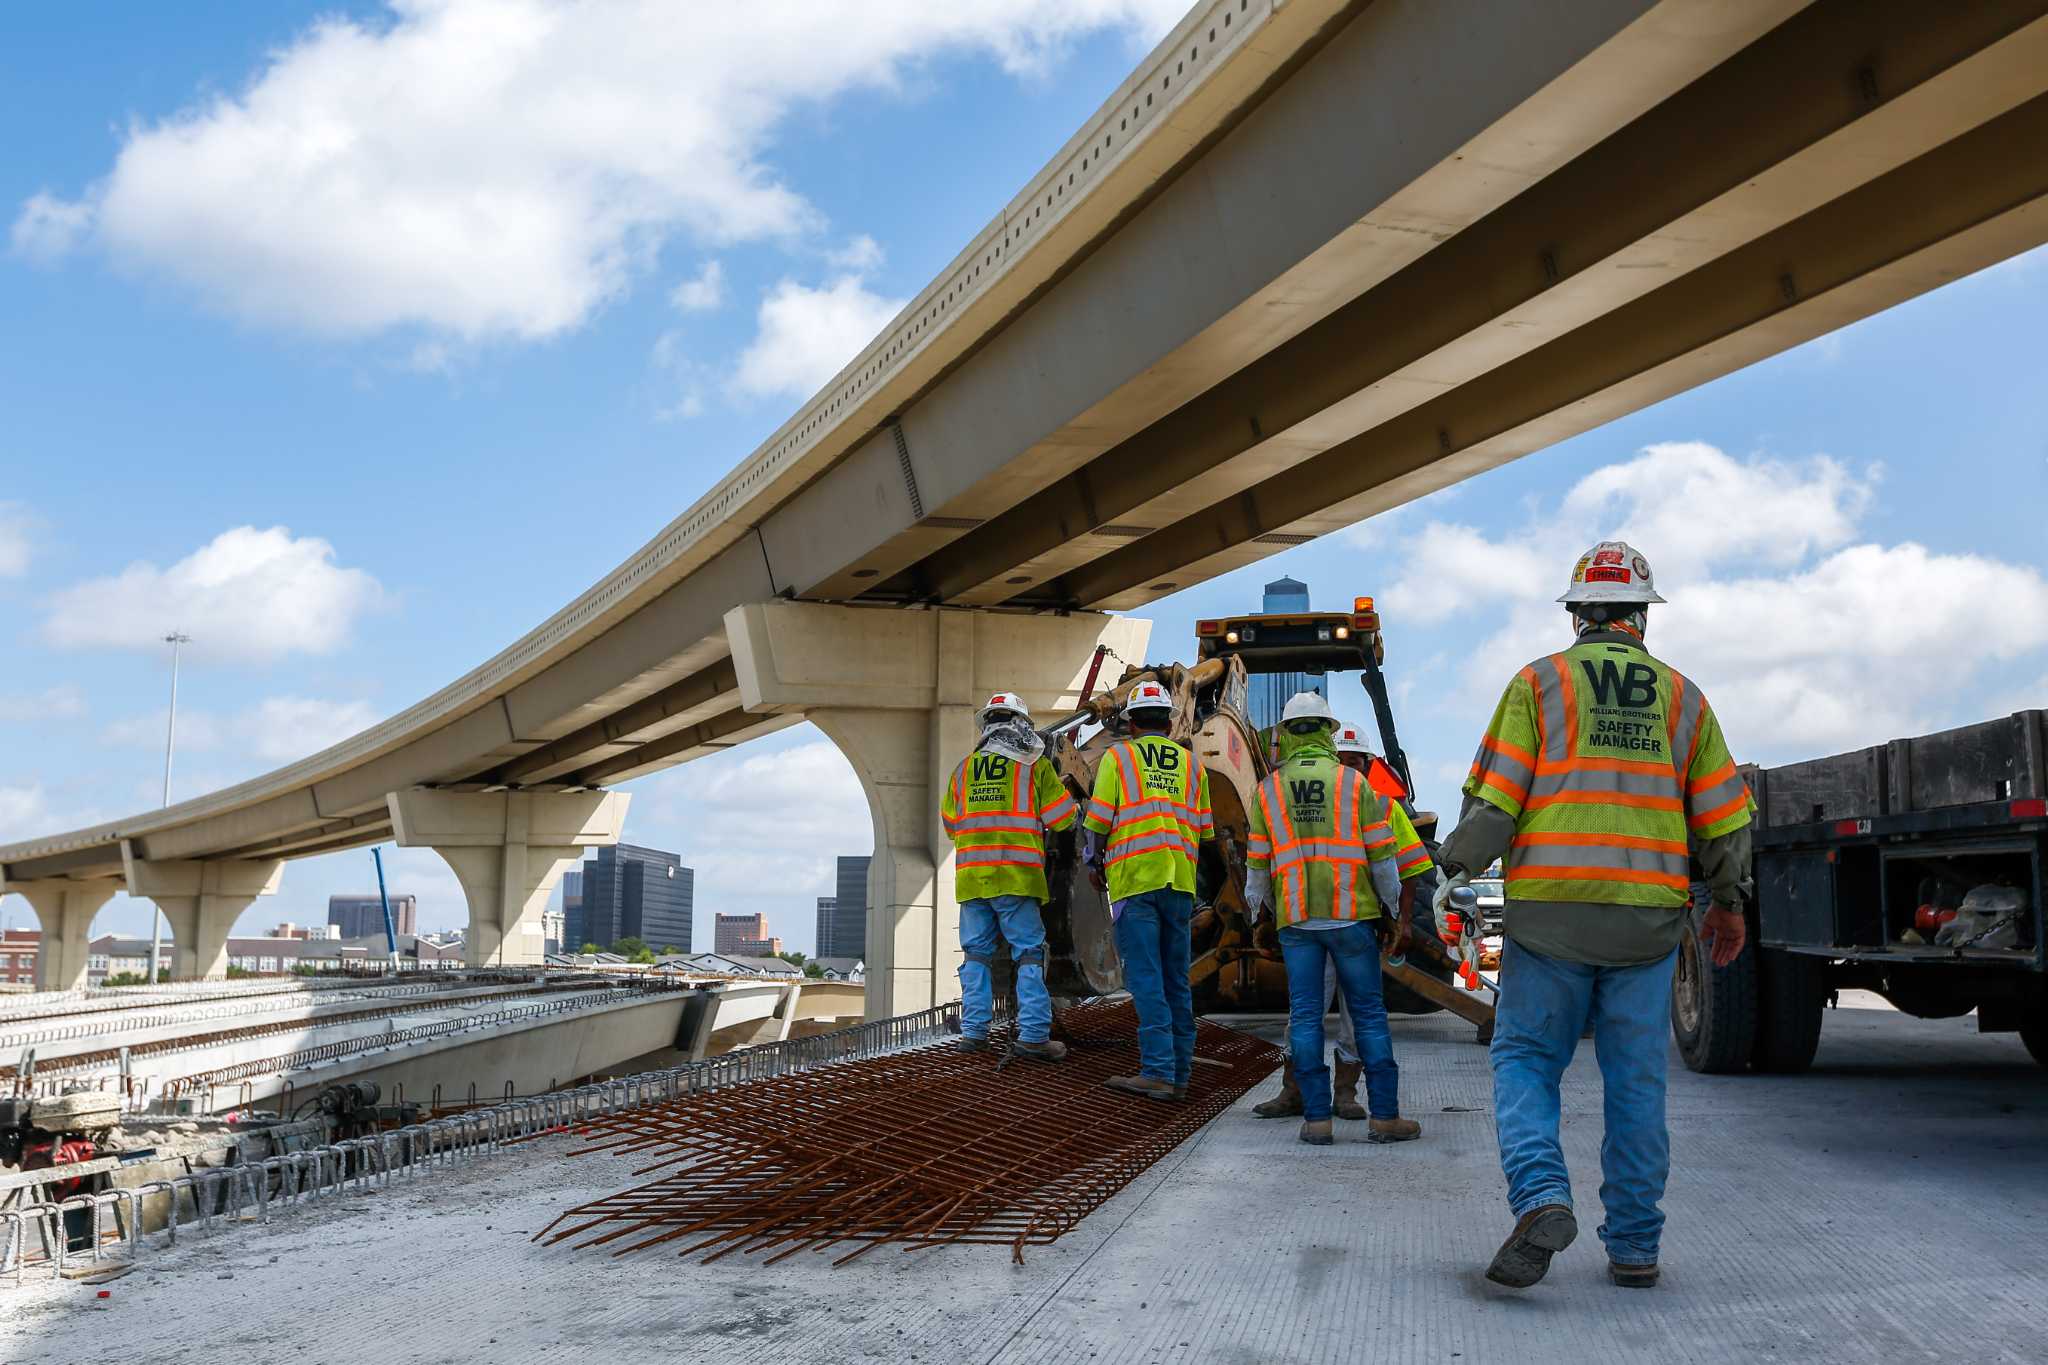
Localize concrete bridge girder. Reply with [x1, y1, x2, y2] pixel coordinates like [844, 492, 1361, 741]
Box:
[1, 878, 120, 992]
[387, 788, 629, 968]
[121, 852, 284, 982]
[726, 600, 1151, 1019]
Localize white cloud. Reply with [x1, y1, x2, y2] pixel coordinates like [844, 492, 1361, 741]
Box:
[669, 260, 726, 314]
[9, 193, 91, 264]
[102, 696, 382, 765]
[0, 686, 87, 724]
[0, 502, 31, 577]
[634, 735, 871, 951]
[1393, 442, 2048, 762]
[731, 274, 908, 401]
[41, 526, 385, 663]
[0, 784, 52, 833]
[826, 234, 884, 272]
[23, 0, 1184, 342]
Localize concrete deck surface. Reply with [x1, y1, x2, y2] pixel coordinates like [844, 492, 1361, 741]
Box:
[3, 994, 2042, 1364]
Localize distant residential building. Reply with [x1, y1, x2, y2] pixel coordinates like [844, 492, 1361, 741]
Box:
[84, 932, 460, 983]
[578, 845, 692, 951]
[560, 869, 584, 949]
[812, 956, 865, 983]
[724, 955, 802, 978]
[1246, 576, 1329, 733]
[542, 906, 566, 957]
[328, 892, 418, 940]
[269, 922, 312, 940]
[0, 929, 38, 986]
[818, 856, 869, 959]
[86, 937, 172, 983]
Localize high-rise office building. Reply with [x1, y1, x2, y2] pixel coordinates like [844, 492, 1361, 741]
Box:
[814, 897, 836, 956]
[328, 893, 418, 940]
[1246, 575, 1329, 733]
[818, 855, 870, 959]
[714, 912, 781, 957]
[578, 845, 692, 951]
[560, 869, 584, 950]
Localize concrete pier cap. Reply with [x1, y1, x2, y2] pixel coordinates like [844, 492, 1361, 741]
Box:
[387, 788, 630, 967]
[121, 849, 284, 982]
[724, 600, 1151, 1019]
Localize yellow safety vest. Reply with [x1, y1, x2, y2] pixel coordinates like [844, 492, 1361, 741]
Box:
[940, 751, 1077, 903]
[1083, 736, 1213, 902]
[1464, 638, 1752, 907]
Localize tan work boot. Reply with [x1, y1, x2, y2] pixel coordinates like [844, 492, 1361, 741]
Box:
[1252, 1062, 1303, 1118]
[1105, 1074, 1176, 1101]
[1485, 1204, 1578, 1288]
[1010, 1039, 1068, 1063]
[1332, 1059, 1367, 1120]
[1367, 1116, 1422, 1144]
[1298, 1118, 1334, 1146]
[1170, 1082, 1188, 1102]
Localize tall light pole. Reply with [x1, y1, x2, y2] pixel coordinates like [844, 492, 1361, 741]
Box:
[148, 631, 191, 984]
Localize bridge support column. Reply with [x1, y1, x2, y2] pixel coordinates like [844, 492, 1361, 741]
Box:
[1, 878, 120, 992]
[726, 601, 1151, 1020]
[122, 851, 284, 981]
[387, 789, 630, 968]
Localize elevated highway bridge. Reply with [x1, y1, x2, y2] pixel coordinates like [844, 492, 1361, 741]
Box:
[5, 0, 2047, 1014]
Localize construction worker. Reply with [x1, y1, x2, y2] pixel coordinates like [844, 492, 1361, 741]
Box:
[1081, 679, 1213, 1100]
[1244, 693, 1426, 1146]
[1251, 719, 1433, 1122]
[940, 691, 1078, 1063]
[1435, 541, 1752, 1290]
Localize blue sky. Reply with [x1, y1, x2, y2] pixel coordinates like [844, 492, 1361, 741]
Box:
[3, 2, 2044, 955]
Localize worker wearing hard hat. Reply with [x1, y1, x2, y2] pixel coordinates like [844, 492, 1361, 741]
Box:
[940, 691, 1079, 1063]
[1251, 719, 1433, 1123]
[1435, 542, 1753, 1291]
[1243, 692, 1427, 1146]
[1081, 679, 1214, 1101]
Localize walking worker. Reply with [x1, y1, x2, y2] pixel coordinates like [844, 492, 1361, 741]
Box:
[1435, 541, 1753, 1290]
[1251, 719, 1433, 1122]
[940, 691, 1078, 1063]
[1243, 693, 1425, 1146]
[1081, 679, 1213, 1101]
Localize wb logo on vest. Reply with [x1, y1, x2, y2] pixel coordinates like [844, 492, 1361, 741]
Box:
[969, 754, 1011, 784]
[1580, 659, 1658, 708]
[1140, 740, 1181, 772]
[1289, 778, 1326, 808]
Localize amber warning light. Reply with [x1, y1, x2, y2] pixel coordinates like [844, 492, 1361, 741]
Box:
[1351, 596, 1380, 631]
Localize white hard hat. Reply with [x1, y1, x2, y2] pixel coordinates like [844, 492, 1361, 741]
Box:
[1333, 722, 1371, 755]
[1558, 540, 1666, 605]
[978, 691, 1029, 725]
[1280, 691, 1336, 726]
[1122, 680, 1173, 717]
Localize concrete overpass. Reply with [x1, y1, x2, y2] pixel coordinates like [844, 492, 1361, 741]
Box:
[5, 0, 2047, 1013]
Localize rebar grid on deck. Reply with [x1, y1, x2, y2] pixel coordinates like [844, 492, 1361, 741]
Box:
[535, 1001, 1280, 1265]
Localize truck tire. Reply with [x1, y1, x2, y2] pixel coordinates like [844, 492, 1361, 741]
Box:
[2020, 1009, 2048, 1069]
[1671, 901, 1757, 1074]
[1752, 948, 1826, 1074]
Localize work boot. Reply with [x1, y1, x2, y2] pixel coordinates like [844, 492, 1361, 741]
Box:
[1485, 1205, 1578, 1289]
[1170, 1083, 1188, 1102]
[1332, 1059, 1367, 1121]
[1609, 1261, 1660, 1289]
[1366, 1116, 1422, 1144]
[1298, 1118, 1334, 1146]
[1252, 1063, 1304, 1118]
[1104, 1074, 1177, 1102]
[1009, 1039, 1068, 1063]
[958, 1037, 990, 1054]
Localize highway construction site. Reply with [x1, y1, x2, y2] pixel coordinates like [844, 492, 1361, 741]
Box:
[2, 995, 2039, 1365]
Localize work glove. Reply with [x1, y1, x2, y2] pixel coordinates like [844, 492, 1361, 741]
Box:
[1430, 868, 1470, 937]
[1243, 869, 1272, 924]
[1080, 830, 1107, 894]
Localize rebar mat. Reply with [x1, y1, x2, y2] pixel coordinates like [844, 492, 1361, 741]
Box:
[534, 1000, 1281, 1265]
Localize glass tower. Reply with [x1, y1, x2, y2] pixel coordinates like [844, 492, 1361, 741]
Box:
[1246, 576, 1328, 732]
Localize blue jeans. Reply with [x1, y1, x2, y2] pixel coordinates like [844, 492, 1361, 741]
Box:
[1491, 938, 1677, 1267]
[958, 895, 1053, 1044]
[1279, 923, 1399, 1121]
[1113, 889, 1194, 1083]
